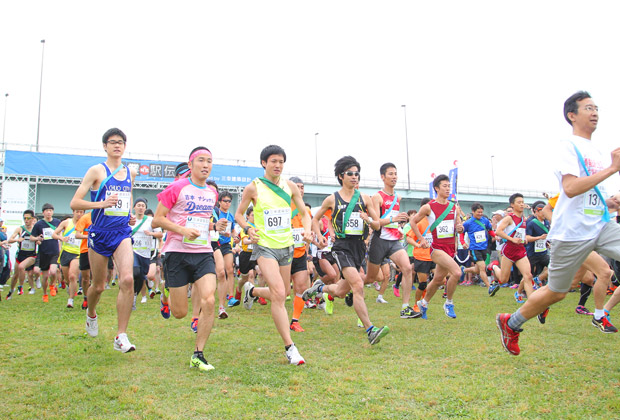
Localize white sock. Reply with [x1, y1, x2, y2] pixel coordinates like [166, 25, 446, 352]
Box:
[378, 294, 383, 300]
[595, 308, 605, 319]
[420, 298, 428, 307]
[446, 299, 454, 305]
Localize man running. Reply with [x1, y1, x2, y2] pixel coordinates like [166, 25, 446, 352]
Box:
[70, 128, 137, 352]
[6, 210, 38, 298]
[498, 91, 620, 356]
[235, 145, 311, 365]
[52, 209, 85, 308]
[30, 203, 61, 302]
[461, 203, 495, 291]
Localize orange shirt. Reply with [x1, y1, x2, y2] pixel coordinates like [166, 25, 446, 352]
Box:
[75, 212, 92, 254]
[291, 204, 311, 259]
[412, 218, 432, 262]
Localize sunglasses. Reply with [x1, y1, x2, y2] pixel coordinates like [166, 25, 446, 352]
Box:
[221, 199, 232, 203]
[24, 216, 33, 220]
[342, 171, 360, 177]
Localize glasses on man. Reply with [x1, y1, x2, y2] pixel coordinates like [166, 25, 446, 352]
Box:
[582, 105, 599, 113]
[221, 199, 232, 203]
[23, 216, 33, 220]
[106, 140, 126, 145]
[342, 171, 360, 177]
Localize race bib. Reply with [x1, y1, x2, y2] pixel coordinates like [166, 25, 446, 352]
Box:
[535, 239, 547, 253]
[583, 190, 604, 216]
[292, 227, 306, 248]
[344, 212, 364, 235]
[210, 230, 220, 242]
[423, 233, 433, 244]
[474, 230, 486, 243]
[224, 220, 232, 234]
[104, 191, 131, 216]
[66, 233, 80, 247]
[183, 216, 210, 245]
[21, 239, 35, 251]
[42, 228, 54, 241]
[514, 228, 526, 241]
[437, 220, 454, 239]
[247, 243, 254, 250]
[263, 208, 291, 234]
[133, 231, 153, 251]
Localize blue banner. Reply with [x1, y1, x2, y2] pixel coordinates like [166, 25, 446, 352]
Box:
[3, 150, 263, 187]
[429, 181, 437, 199]
[449, 167, 458, 201]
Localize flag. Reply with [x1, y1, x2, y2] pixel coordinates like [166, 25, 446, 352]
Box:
[448, 167, 458, 201]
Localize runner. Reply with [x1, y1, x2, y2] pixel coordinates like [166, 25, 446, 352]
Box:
[235, 145, 311, 365]
[29, 203, 61, 303]
[406, 198, 434, 318]
[302, 155, 390, 344]
[214, 192, 237, 309]
[52, 209, 85, 308]
[152, 146, 220, 371]
[69, 128, 138, 352]
[525, 201, 550, 289]
[461, 203, 495, 291]
[498, 91, 620, 356]
[74, 212, 92, 310]
[6, 210, 38, 298]
[366, 163, 420, 318]
[410, 174, 464, 319]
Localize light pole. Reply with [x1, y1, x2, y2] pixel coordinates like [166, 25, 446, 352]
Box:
[36, 39, 46, 152]
[401, 105, 411, 190]
[2, 93, 8, 150]
[490, 155, 496, 194]
[314, 132, 319, 183]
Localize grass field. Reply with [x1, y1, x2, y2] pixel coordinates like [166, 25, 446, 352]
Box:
[1, 282, 619, 420]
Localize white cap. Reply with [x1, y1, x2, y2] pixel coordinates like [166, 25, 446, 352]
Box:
[492, 210, 504, 217]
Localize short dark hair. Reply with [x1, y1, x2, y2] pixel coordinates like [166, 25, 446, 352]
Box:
[145, 209, 154, 217]
[219, 191, 233, 202]
[380, 162, 396, 176]
[206, 180, 219, 192]
[188, 146, 211, 160]
[23, 209, 35, 218]
[334, 156, 360, 186]
[509, 193, 524, 205]
[174, 162, 189, 177]
[102, 128, 126, 143]
[421, 197, 431, 206]
[42, 203, 54, 211]
[433, 174, 449, 192]
[407, 209, 417, 216]
[289, 176, 303, 185]
[245, 206, 254, 217]
[564, 91, 591, 126]
[471, 203, 484, 212]
[260, 145, 286, 167]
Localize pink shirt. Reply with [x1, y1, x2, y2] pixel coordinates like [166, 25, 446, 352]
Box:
[157, 178, 218, 253]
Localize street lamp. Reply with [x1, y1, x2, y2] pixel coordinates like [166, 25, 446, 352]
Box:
[36, 39, 46, 152]
[2, 93, 8, 149]
[491, 155, 496, 194]
[314, 132, 319, 183]
[401, 105, 411, 190]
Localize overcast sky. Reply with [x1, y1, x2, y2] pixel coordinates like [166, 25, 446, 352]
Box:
[2, 1, 620, 193]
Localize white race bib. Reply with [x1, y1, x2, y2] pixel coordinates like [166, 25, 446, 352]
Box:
[473, 230, 486, 243]
[437, 220, 454, 239]
[210, 230, 220, 242]
[514, 228, 526, 241]
[66, 233, 80, 247]
[183, 216, 210, 245]
[292, 227, 306, 248]
[21, 239, 35, 251]
[583, 190, 604, 216]
[133, 231, 153, 251]
[535, 239, 547, 253]
[423, 233, 433, 244]
[263, 208, 291, 234]
[42, 227, 54, 241]
[104, 191, 131, 216]
[344, 212, 364, 235]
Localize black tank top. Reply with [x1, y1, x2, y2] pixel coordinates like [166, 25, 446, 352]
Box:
[331, 191, 369, 240]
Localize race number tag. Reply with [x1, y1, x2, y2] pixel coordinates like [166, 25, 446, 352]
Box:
[293, 227, 306, 248]
[133, 231, 153, 251]
[21, 239, 35, 251]
[223, 220, 232, 234]
[66, 233, 80, 247]
[423, 233, 433, 245]
[514, 228, 526, 242]
[344, 212, 364, 235]
[437, 220, 454, 239]
[183, 216, 210, 245]
[210, 230, 220, 242]
[473, 230, 486, 243]
[535, 239, 547, 253]
[583, 190, 604, 216]
[42, 228, 54, 241]
[104, 191, 131, 216]
[263, 208, 291, 234]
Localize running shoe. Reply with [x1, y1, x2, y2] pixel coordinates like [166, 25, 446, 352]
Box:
[18, 286, 23, 295]
[290, 321, 304, 332]
[160, 297, 170, 319]
[218, 308, 228, 319]
[304, 300, 317, 309]
[50, 285, 57, 297]
[376, 296, 388, 304]
[105, 284, 111, 290]
[533, 276, 542, 287]
[155, 288, 161, 295]
[61, 280, 66, 289]
[140, 296, 147, 304]
[42, 294, 49, 303]
[285, 344, 305, 365]
[36, 278, 41, 289]
[302, 279, 324, 301]
[190, 317, 199, 333]
[28, 288, 35, 295]
[190, 353, 214, 371]
[509, 284, 519, 289]
[67, 298, 74, 308]
[317, 300, 326, 310]
[400, 306, 422, 319]
[357, 318, 364, 328]
[86, 314, 98, 337]
[575, 305, 593, 315]
[258, 297, 267, 305]
[496, 313, 521, 355]
[416, 300, 428, 319]
[228, 297, 240, 307]
[344, 292, 353, 307]
[488, 282, 500, 297]
[81, 300, 88, 310]
[374, 282, 381, 291]
[443, 303, 456, 319]
[5, 290, 13, 300]
[592, 315, 618, 333]
[514, 291, 525, 303]
[77, 287, 83, 295]
[286, 295, 291, 301]
[393, 285, 400, 298]
[243, 282, 255, 310]
[113, 333, 136, 353]
[442, 292, 447, 299]
[368, 326, 390, 345]
[537, 307, 549, 324]
[324, 295, 334, 315]
[149, 289, 156, 299]
[111, 279, 117, 286]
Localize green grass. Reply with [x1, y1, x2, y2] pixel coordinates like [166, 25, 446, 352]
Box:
[1, 283, 619, 420]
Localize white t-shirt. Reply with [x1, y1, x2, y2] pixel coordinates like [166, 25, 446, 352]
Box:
[131, 216, 162, 259]
[548, 135, 610, 242]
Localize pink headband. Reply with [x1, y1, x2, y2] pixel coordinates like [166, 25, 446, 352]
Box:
[189, 149, 212, 162]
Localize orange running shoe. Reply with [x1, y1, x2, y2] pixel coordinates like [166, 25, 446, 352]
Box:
[43, 294, 49, 303]
[290, 321, 305, 332]
[50, 285, 57, 297]
[258, 297, 267, 305]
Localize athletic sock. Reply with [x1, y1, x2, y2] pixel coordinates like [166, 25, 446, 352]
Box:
[446, 299, 453, 305]
[292, 295, 304, 320]
[507, 308, 527, 331]
[420, 298, 428, 307]
[594, 308, 605, 319]
[366, 325, 374, 335]
[578, 283, 592, 306]
[402, 303, 408, 309]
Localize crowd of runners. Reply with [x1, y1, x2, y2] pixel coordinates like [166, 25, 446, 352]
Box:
[2, 91, 620, 370]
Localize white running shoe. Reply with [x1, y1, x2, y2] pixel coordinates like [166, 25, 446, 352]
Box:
[105, 284, 111, 290]
[376, 296, 388, 304]
[285, 344, 305, 365]
[36, 279, 42, 289]
[29, 288, 36, 295]
[113, 333, 136, 353]
[86, 314, 98, 337]
[140, 295, 147, 304]
[67, 298, 74, 308]
[243, 281, 255, 310]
